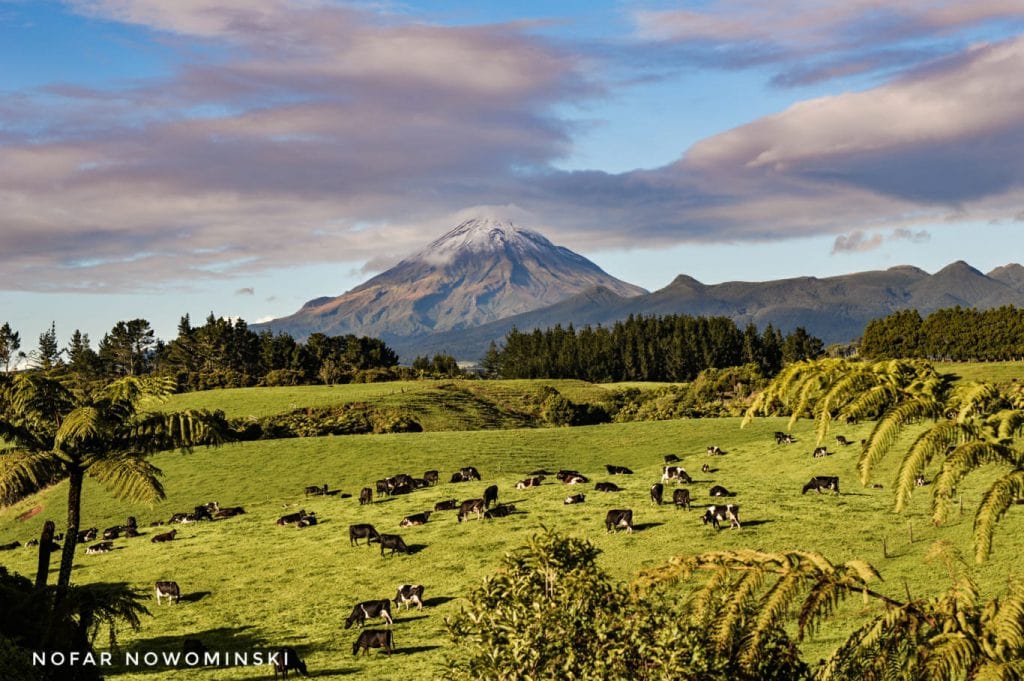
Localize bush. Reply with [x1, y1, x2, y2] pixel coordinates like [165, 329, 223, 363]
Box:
[262, 369, 305, 386]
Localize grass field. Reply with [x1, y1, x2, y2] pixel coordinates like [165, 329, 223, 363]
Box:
[934, 360, 1024, 385]
[2, 409, 1021, 680]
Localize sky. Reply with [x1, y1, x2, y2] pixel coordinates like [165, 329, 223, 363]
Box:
[1, 0, 1023, 348]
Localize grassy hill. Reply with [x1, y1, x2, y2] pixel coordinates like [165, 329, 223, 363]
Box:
[1, 405, 1021, 680]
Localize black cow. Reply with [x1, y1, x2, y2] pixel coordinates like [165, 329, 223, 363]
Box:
[484, 504, 516, 519]
[434, 499, 458, 511]
[483, 485, 499, 509]
[344, 599, 393, 628]
[673, 488, 691, 510]
[297, 514, 318, 528]
[555, 470, 582, 482]
[352, 629, 393, 656]
[702, 504, 741, 529]
[193, 505, 213, 522]
[605, 509, 634, 533]
[378, 534, 409, 557]
[802, 476, 840, 495]
[394, 584, 424, 610]
[709, 485, 733, 497]
[155, 581, 181, 605]
[662, 466, 693, 484]
[214, 506, 245, 518]
[0, 541, 21, 551]
[359, 487, 373, 505]
[457, 499, 485, 522]
[151, 530, 177, 543]
[775, 432, 796, 444]
[812, 447, 831, 458]
[595, 482, 621, 492]
[424, 470, 439, 486]
[564, 493, 585, 505]
[277, 510, 308, 526]
[399, 512, 431, 527]
[349, 524, 381, 546]
[650, 483, 664, 505]
[605, 464, 634, 475]
[376, 479, 390, 496]
[271, 646, 308, 677]
[102, 527, 121, 540]
[836, 435, 852, 446]
[124, 527, 140, 538]
[304, 484, 328, 497]
[664, 454, 681, 463]
[86, 541, 114, 554]
[706, 446, 723, 456]
[450, 466, 481, 482]
[516, 476, 543, 489]
[78, 528, 98, 542]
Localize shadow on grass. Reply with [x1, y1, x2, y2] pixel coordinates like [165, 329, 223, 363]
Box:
[392, 614, 429, 625]
[178, 590, 211, 603]
[629, 522, 663, 532]
[423, 596, 456, 607]
[740, 519, 772, 528]
[391, 645, 442, 656]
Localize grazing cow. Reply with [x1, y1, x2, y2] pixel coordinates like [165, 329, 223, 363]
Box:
[483, 485, 499, 509]
[214, 506, 245, 518]
[605, 464, 634, 475]
[86, 541, 114, 554]
[775, 432, 796, 444]
[701, 463, 711, 473]
[271, 646, 308, 678]
[376, 479, 390, 496]
[564, 494, 585, 505]
[836, 435, 852, 446]
[449, 466, 482, 482]
[277, 510, 308, 526]
[673, 488, 691, 510]
[0, 541, 21, 551]
[304, 484, 328, 497]
[812, 446, 831, 458]
[359, 487, 373, 506]
[650, 483, 664, 505]
[702, 504, 741, 529]
[399, 512, 431, 527]
[484, 504, 516, 519]
[344, 599, 394, 628]
[394, 584, 425, 610]
[352, 629, 393, 656]
[434, 499, 458, 512]
[155, 581, 181, 605]
[424, 470, 439, 486]
[595, 482, 622, 492]
[706, 446, 723, 456]
[709, 485, 733, 497]
[102, 527, 121, 540]
[457, 499, 485, 523]
[378, 534, 409, 557]
[802, 476, 840, 495]
[662, 466, 693, 484]
[664, 454, 681, 463]
[151, 530, 177, 543]
[349, 524, 381, 546]
[78, 528, 98, 542]
[605, 509, 634, 534]
[516, 476, 543, 490]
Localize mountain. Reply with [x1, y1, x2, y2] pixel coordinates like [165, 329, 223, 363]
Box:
[255, 218, 647, 341]
[988, 264, 1024, 292]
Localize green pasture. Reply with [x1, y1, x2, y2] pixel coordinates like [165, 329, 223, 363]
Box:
[934, 360, 1024, 385]
[1, 415, 1021, 680]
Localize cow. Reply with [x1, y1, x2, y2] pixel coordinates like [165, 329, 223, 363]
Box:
[664, 454, 681, 463]
[802, 476, 840, 495]
[650, 483, 664, 505]
[399, 512, 431, 527]
[126, 516, 138, 530]
[775, 432, 796, 444]
[605, 509, 634, 533]
[485, 504, 516, 519]
[564, 494, 585, 505]
[349, 524, 381, 546]
[344, 599, 394, 628]
[359, 487, 373, 505]
[0, 541, 21, 551]
[457, 499, 485, 522]
[703, 504, 741, 529]
[709, 485, 733, 497]
[483, 485, 499, 509]
[151, 530, 177, 543]
[169, 512, 196, 524]
[662, 466, 693, 484]
[411, 478, 429, 489]
[394, 584, 424, 611]
[277, 510, 308, 526]
[565, 474, 589, 485]
[214, 506, 245, 518]
[914, 474, 927, 487]
[595, 482, 621, 492]
[451, 466, 481, 482]
[155, 581, 181, 605]
[434, 499, 458, 512]
[102, 527, 121, 540]
[813, 446, 831, 458]
[271, 646, 308, 677]
[378, 534, 409, 557]
[297, 514, 318, 528]
[701, 463, 711, 473]
[605, 464, 634, 475]
[352, 629, 393, 656]
[376, 479, 391, 496]
[836, 435, 852, 446]
[556, 470, 582, 482]
[78, 528, 98, 543]
[673, 488, 691, 510]
[516, 477, 543, 489]
[424, 470, 439, 486]
[86, 541, 114, 554]
[304, 484, 328, 497]
[193, 505, 213, 522]
[706, 446, 723, 456]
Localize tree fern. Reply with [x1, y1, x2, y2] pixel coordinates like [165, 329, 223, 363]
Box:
[858, 397, 942, 485]
[972, 469, 1024, 563]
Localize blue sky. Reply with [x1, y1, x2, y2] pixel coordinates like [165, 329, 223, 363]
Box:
[1, 0, 1023, 347]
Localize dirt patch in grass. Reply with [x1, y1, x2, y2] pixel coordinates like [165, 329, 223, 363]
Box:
[16, 505, 42, 522]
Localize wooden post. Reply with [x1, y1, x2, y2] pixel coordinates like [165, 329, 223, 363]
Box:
[882, 537, 888, 559]
[908, 521, 914, 544]
[958, 495, 963, 517]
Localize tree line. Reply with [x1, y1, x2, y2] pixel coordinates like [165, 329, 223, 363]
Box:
[861, 305, 1024, 360]
[484, 314, 825, 382]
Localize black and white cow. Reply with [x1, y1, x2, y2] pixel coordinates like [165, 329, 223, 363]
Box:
[483, 485, 499, 509]
[86, 541, 114, 554]
[378, 534, 409, 557]
[484, 504, 516, 519]
[454, 466, 481, 482]
[564, 493, 585, 505]
[169, 512, 196, 524]
[77, 528, 98, 543]
[151, 530, 177, 543]
[802, 476, 840, 495]
[102, 527, 121, 540]
[394, 584, 424, 610]
[304, 484, 328, 497]
[399, 512, 431, 527]
[605, 509, 634, 533]
[155, 581, 181, 605]
[650, 483, 664, 505]
[424, 470, 439, 486]
[702, 504, 740, 529]
[297, 514, 318, 528]
[662, 466, 693, 484]
[434, 499, 458, 512]
[673, 488, 691, 510]
[812, 447, 831, 458]
[706, 446, 723, 456]
[457, 499, 485, 522]
[709, 485, 734, 497]
[556, 470, 582, 482]
[605, 464, 634, 475]
[565, 474, 589, 485]
[701, 463, 711, 473]
[352, 629, 393, 656]
[914, 474, 927, 487]
[516, 476, 543, 489]
[595, 482, 622, 492]
[271, 646, 308, 677]
[344, 599, 394, 628]
[775, 431, 796, 444]
[349, 524, 381, 546]
[359, 487, 373, 505]
[277, 510, 309, 526]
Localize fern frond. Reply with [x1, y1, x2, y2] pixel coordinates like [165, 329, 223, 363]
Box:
[892, 422, 965, 512]
[973, 469, 1024, 563]
[54, 406, 103, 450]
[85, 454, 165, 503]
[859, 398, 941, 485]
[0, 449, 66, 503]
[932, 442, 1019, 526]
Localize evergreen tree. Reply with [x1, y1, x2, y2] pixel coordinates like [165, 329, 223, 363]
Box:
[33, 322, 62, 370]
[0, 322, 21, 373]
